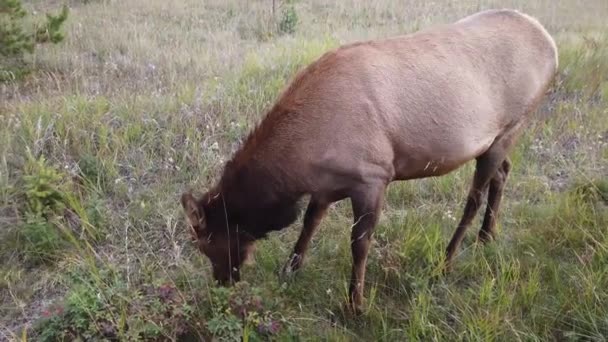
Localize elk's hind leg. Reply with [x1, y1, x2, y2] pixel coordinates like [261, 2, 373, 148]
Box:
[445, 116, 525, 267]
[445, 149, 509, 265]
[478, 159, 511, 243]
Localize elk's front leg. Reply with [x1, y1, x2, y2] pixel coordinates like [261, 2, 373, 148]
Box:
[282, 199, 329, 275]
[349, 185, 384, 314]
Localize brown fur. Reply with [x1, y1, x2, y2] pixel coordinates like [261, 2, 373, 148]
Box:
[181, 9, 558, 313]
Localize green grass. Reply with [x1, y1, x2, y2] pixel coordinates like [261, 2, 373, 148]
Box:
[1, 0, 608, 340]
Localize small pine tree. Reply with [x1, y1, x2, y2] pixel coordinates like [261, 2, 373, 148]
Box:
[0, 0, 68, 81]
[277, 0, 298, 35]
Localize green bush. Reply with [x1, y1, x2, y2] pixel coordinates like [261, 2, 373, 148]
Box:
[12, 154, 70, 264]
[278, 4, 298, 35]
[7, 154, 108, 266]
[17, 213, 67, 264]
[0, 0, 68, 81]
[23, 154, 66, 218]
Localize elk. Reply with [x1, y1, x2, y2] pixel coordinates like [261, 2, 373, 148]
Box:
[180, 9, 558, 313]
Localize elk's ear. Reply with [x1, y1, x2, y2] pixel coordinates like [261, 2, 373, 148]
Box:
[180, 192, 205, 239]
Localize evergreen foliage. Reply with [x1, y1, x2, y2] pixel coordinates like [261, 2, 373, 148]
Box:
[0, 0, 68, 81]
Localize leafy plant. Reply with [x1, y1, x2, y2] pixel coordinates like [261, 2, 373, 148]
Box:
[207, 282, 284, 341]
[35, 270, 198, 341]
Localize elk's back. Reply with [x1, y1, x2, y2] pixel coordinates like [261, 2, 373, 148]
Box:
[259, 9, 558, 187]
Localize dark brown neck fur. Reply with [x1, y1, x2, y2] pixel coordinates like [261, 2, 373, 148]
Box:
[203, 105, 305, 239]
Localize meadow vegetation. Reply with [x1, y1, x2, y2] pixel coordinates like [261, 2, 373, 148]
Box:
[1, 0, 607, 340]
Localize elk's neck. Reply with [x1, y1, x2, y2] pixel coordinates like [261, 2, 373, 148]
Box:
[215, 157, 303, 238]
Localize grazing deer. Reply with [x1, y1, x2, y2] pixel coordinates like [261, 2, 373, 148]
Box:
[181, 9, 558, 313]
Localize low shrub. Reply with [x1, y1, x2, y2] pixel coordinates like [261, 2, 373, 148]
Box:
[0, 0, 68, 81]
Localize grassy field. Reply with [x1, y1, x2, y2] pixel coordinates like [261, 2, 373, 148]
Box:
[1, 0, 607, 340]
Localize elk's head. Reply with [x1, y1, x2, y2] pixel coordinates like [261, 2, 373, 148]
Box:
[180, 192, 255, 285]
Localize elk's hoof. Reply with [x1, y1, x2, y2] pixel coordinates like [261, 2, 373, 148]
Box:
[476, 231, 496, 244]
[279, 253, 302, 280]
[343, 301, 364, 317]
